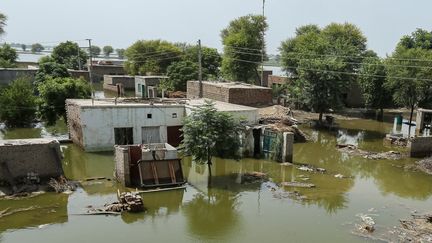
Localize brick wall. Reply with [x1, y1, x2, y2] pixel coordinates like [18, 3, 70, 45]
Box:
[268, 75, 289, 87]
[409, 136, 432, 158]
[0, 139, 63, 182]
[66, 102, 84, 149]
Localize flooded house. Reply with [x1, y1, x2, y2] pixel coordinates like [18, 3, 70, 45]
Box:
[135, 76, 168, 98]
[66, 99, 186, 151]
[409, 108, 432, 157]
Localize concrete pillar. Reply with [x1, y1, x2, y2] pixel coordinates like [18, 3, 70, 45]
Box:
[416, 109, 425, 135]
[282, 132, 294, 163]
[245, 129, 255, 157]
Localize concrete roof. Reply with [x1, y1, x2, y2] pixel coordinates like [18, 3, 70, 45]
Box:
[103, 75, 134, 78]
[188, 81, 271, 90]
[135, 75, 168, 79]
[0, 138, 58, 146]
[66, 98, 187, 108]
[186, 99, 258, 112]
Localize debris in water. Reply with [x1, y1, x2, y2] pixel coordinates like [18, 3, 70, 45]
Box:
[48, 176, 77, 193]
[297, 166, 314, 172]
[409, 157, 432, 175]
[334, 174, 345, 179]
[281, 181, 315, 188]
[240, 172, 268, 184]
[355, 213, 376, 233]
[85, 191, 144, 215]
[337, 144, 405, 160]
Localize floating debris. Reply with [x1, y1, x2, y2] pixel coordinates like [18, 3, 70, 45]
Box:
[414, 157, 432, 175]
[85, 191, 144, 215]
[240, 172, 268, 184]
[334, 174, 345, 179]
[355, 213, 376, 233]
[337, 144, 405, 160]
[48, 176, 77, 193]
[297, 166, 314, 172]
[281, 181, 315, 188]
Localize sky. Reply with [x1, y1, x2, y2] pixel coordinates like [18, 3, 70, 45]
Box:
[1, 0, 432, 56]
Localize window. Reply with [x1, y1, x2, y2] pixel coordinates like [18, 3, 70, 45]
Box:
[114, 127, 134, 145]
[147, 113, 152, 119]
[172, 113, 177, 118]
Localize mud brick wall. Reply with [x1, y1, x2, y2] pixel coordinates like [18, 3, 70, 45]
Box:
[66, 102, 84, 149]
[0, 140, 63, 182]
[187, 81, 272, 107]
[114, 146, 131, 186]
[409, 136, 432, 158]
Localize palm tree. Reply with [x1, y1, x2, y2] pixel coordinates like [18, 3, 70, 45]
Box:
[0, 13, 6, 36]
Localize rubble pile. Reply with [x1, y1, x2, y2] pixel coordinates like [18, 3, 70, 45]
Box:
[414, 157, 432, 175]
[384, 134, 408, 147]
[87, 192, 144, 215]
[240, 172, 268, 184]
[337, 144, 405, 160]
[48, 176, 77, 193]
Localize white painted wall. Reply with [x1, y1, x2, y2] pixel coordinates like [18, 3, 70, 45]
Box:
[185, 106, 258, 125]
[80, 105, 185, 151]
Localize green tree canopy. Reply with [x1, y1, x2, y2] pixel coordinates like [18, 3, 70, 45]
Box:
[21, 44, 26, 52]
[0, 44, 18, 68]
[31, 43, 44, 53]
[103, 45, 114, 57]
[125, 40, 182, 75]
[279, 23, 368, 121]
[0, 77, 37, 127]
[0, 13, 6, 36]
[38, 77, 91, 125]
[182, 44, 222, 78]
[221, 14, 268, 83]
[162, 60, 199, 92]
[116, 48, 125, 59]
[181, 101, 243, 177]
[358, 54, 393, 118]
[35, 62, 70, 86]
[90, 45, 101, 56]
[385, 29, 432, 131]
[51, 41, 88, 70]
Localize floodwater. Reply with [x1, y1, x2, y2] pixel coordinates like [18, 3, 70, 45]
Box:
[1, 117, 432, 243]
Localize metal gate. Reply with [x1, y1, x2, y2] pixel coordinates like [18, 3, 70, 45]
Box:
[263, 130, 276, 153]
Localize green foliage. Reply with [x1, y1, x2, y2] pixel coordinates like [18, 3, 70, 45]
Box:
[21, 44, 26, 51]
[103, 45, 114, 57]
[38, 77, 91, 125]
[182, 45, 222, 78]
[279, 23, 367, 120]
[162, 60, 199, 92]
[51, 41, 88, 70]
[35, 62, 70, 86]
[0, 77, 37, 127]
[116, 48, 125, 59]
[0, 44, 18, 68]
[125, 40, 182, 75]
[0, 13, 6, 36]
[181, 101, 243, 167]
[358, 55, 392, 111]
[90, 46, 101, 56]
[31, 43, 44, 53]
[221, 15, 268, 83]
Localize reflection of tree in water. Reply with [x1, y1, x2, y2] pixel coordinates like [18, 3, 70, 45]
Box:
[182, 189, 241, 239]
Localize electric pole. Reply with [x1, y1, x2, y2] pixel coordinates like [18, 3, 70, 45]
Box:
[86, 38, 94, 104]
[261, 0, 266, 87]
[198, 39, 203, 98]
[77, 44, 82, 70]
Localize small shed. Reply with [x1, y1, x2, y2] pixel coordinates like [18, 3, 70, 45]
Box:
[115, 143, 185, 188]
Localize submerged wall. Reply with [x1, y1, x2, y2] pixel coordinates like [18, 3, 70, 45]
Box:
[409, 136, 432, 158]
[0, 139, 63, 183]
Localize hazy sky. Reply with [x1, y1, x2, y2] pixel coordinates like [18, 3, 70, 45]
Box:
[1, 0, 432, 56]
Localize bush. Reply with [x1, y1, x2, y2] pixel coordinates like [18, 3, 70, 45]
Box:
[0, 77, 37, 127]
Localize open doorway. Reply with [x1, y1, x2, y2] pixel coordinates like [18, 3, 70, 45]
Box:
[114, 127, 134, 145]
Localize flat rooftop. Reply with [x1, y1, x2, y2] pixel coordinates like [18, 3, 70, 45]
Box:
[66, 98, 187, 108]
[189, 81, 271, 90]
[0, 138, 58, 146]
[136, 75, 168, 79]
[186, 99, 258, 112]
[104, 75, 134, 78]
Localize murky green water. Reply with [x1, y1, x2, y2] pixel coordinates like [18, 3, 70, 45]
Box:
[1, 117, 432, 243]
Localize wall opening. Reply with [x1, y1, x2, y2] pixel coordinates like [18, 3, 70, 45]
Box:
[114, 127, 134, 145]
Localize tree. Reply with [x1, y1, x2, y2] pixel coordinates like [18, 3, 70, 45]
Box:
[116, 48, 125, 59]
[0, 13, 6, 36]
[38, 77, 91, 125]
[21, 44, 26, 52]
[162, 60, 199, 92]
[221, 15, 268, 83]
[125, 40, 182, 75]
[35, 62, 70, 86]
[0, 44, 18, 68]
[90, 45, 101, 57]
[280, 23, 368, 122]
[182, 44, 222, 78]
[31, 43, 44, 53]
[385, 28, 432, 135]
[358, 54, 393, 120]
[51, 41, 88, 70]
[0, 77, 37, 127]
[181, 101, 243, 180]
[103, 45, 114, 57]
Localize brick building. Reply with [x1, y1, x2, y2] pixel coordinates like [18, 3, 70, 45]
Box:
[267, 75, 290, 88]
[187, 81, 272, 107]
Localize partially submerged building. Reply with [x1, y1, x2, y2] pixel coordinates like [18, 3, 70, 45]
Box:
[0, 139, 63, 185]
[66, 99, 186, 151]
[115, 143, 185, 188]
[409, 108, 432, 157]
[187, 81, 272, 107]
[103, 75, 135, 92]
[135, 76, 168, 98]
